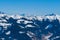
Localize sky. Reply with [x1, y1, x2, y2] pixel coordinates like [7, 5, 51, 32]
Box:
[0, 0, 60, 16]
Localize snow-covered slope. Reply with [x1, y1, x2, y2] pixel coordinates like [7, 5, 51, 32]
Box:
[0, 13, 60, 40]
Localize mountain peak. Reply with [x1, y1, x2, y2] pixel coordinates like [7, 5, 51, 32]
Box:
[0, 11, 5, 14]
[45, 13, 56, 16]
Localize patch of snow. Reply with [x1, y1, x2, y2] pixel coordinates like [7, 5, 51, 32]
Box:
[27, 31, 35, 38]
[0, 19, 7, 23]
[0, 23, 11, 27]
[19, 26, 25, 28]
[45, 16, 56, 22]
[36, 16, 44, 21]
[45, 24, 53, 29]
[17, 19, 24, 23]
[56, 15, 60, 22]
[19, 31, 25, 34]
[5, 31, 11, 35]
[24, 20, 33, 24]
[0, 14, 6, 17]
[25, 24, 35, 28]
[1, 38, 5, 40]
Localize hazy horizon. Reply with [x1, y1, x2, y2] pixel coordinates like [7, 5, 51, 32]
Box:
[0, 0, 60, 16]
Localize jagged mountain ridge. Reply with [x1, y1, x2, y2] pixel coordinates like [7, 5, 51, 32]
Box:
[0, 13, 60, 40]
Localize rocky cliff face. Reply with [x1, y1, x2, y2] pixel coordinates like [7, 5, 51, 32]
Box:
[0, 14, 60, 40]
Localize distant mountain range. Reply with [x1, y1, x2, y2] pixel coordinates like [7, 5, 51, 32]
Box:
[0, 13, 60, 40]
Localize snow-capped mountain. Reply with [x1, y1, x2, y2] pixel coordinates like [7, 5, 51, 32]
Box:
[0, 13, 60, 40]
